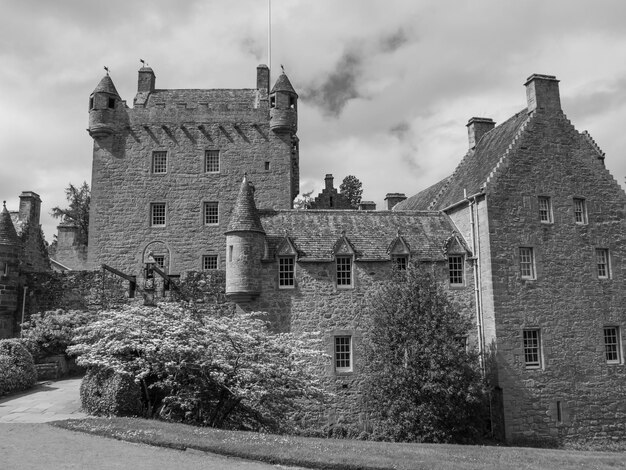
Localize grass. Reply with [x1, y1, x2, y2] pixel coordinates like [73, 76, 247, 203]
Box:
[52, 417, 626, 470]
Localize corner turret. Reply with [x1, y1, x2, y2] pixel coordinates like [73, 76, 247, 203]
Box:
[88, 73, 121, 138]
[0, 202, 20, 338]
[225, 176, 266, 302]
[269, 71, 298, 134]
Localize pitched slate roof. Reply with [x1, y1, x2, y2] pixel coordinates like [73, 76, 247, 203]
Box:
[145, 88, 258, 107]
[92, 75, 120, 97]
[227, 176, 265, 234]
[396, 110, 530, 210]
[259, 209, 457, 262]
[270, 72, 297, 96]
[0, 203, 19, 246]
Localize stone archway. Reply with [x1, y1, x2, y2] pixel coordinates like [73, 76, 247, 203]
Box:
[142, 241, 172, 274]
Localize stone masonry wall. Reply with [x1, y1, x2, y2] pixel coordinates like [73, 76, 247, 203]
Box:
[486, 110, 626, 443]
[238, 258, 476, 429]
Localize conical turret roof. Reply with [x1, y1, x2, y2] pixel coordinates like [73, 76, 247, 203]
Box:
[270, 72, 298, 96]
[92, 74, 120, 97]
[226, 175, 265, 234]
[0, 202, 19, 246]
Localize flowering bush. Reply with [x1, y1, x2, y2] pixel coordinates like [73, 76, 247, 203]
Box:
[0, 339, 37, 396]
[80, 367, 143, 416]
[69, 303, 327, 432]
[21, 309, 96, 360]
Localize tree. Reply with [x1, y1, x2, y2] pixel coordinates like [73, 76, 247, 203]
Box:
[339, 175, 363, 209]
[293, 189, 314, 209]
[51, 182, 90, 245]
[361, 266, 486, 443]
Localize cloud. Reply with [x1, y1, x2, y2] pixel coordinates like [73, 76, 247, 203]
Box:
[379, 28, 410, 53]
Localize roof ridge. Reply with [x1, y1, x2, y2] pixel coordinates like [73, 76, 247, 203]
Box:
[580, 130, 606, 159]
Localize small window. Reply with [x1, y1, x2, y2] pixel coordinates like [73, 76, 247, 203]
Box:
[150, 203, 166, 227]
[392, 255, 407, 271]
[604, 326, 621, 364]
[205, 150, 220, 173]
[228, 245, 233, 262]
[278, 257, 295, 288]
[596, 248, 610, 279]
[448, 255, 464, 285]
[573, 198, 587, 224]
[538, 196, 553, 223]
[270, 95, 276, 108]
[519, 247, 535, 279]
[264, 161, 270, 171]
[202, 255, 218, 270]
[89, 97, 94, 110]
[456, 336, 469, 353]
[289, 96, 296, 109]
[203, 202, 219, 225]
[108, 97, 115, 109]
[152, 255, 165, 269]
[336, 256, 353, 287]
[152, 151, 167, 174]
[335, 336, 352, 373]
[523, 329, 542, 369]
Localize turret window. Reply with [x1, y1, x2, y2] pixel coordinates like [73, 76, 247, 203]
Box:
[289, 96, 296, 109]
[270, 96, 276, 108]
[108, 97, 115, 109]
[89, 97, 94, 110]
[152, 151, 167, 174]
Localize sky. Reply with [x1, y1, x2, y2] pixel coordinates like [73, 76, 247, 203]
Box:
[2, 0, 626, 242]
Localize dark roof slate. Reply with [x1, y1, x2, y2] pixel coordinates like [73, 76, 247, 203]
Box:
[92, 75, 120, 97]
[145, 88, 257, 107]
[227, 177, 265, 234]
[270, 73, 297, 96]
[397, 109, 530, 210]
[259, 210, 457, 262]
[0, 204, 19, 246]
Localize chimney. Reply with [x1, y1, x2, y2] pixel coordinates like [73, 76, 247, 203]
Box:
[257, 64, 270, 93]
[324, 174, 334, 190]
[466, 117, 495, 149]
[19, 191, 41, 224]
[138, 67, 156, 93]
[524, 74, 560, 114]
[358, 201, 376, 211]
[385, 193, 406, 210]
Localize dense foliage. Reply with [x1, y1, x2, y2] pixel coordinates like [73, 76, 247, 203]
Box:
[0, 339, 37, 396]
[362, 267, 486, 443]
[51, 181, 90, 245]
[81, 367, 143, 416]
[69, 304, 326, 432]
[293, 189, 314, 210]
[21, 309, 96, 361]
[339, 175, 363, 208]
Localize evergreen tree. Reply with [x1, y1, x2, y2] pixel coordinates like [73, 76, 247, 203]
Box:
[51, 182, 90, 245]
[339, 175, 363, 209]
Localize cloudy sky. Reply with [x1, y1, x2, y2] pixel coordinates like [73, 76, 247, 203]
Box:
[2, 0, 626, 241]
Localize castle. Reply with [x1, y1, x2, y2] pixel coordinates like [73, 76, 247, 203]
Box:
[2, 64, 625, 443]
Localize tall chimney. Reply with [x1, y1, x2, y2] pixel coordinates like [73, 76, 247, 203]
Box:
[138, 67, 156, 93]
[524, 74, 560, 114]
[466, 117, 495, 149]
[19, 191, 41, 224]
[257, 64, 270, 93]
[385, 193, 406, 210]
[324, 174, 334, 190]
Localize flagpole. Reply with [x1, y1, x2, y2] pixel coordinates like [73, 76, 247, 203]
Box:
[268, 0, 272, 78]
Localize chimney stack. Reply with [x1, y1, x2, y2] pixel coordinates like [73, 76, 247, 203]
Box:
[524, 74, 560, 114]
[466, 117, 495, 149]
[385, 193, 406, 210]
[358, 201, 376, 211]
[19, 191, 41, 225]
[324, 174, 334, 190]
[257, 64, 270, 94]
[137, 67, 156, 93]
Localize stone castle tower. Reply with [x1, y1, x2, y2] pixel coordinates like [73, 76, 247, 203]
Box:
[86, 65, 299, 277]
[0, 203, 20, 338]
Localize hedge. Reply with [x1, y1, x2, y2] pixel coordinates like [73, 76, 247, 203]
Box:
[80, 367, 143, 417]
[0, 339, 37, 396]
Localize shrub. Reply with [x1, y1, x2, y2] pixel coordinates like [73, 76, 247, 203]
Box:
[0, 339, 37, 396]
[80, 367, 143, 416]
[21, 309, 96, 361]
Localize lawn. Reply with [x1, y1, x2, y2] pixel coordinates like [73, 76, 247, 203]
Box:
[53, 417, 626, 470]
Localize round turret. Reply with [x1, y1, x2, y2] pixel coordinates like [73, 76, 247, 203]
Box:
[88, 74, 121, 138]
[225, 176, 266, 302]
[269, 72, 298, 134]
[0, 202, 20, 337]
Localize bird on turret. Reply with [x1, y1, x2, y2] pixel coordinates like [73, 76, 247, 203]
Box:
[104, 66, 109, 75]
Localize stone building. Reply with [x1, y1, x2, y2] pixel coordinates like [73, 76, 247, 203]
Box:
[86, 64, 626, 442]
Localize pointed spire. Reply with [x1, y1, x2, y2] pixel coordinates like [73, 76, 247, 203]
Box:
[92, 74, 121, 97]
[0, 202, 19, 246]
[226, 175, 265, 234]
[270, 71, 298, 96]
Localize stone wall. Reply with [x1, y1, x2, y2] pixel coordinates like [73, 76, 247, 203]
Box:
[485, 109, 626, 443]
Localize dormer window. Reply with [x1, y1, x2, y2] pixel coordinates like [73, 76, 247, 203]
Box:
[392, 255, 408, 271]
[108, 97, 116, 109]
[336, 256, 353, 288]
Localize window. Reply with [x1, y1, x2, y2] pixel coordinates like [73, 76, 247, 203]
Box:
[448, 255, 464, 285]
[264, 161, 270, 171]
[203, 202, 219, 225]
[573, 198, 587, 224]
[604, 327, 621, 364]
[205, 150, 220, 173]
[152, 151, 167, 174]
[278, 257, 295, 288]
[596, 248, 610, 279]
[150, 203, 166, 227]
[152, 255, 165, 269]
[523, 329, 541, 368]
[89, 97, 94, 110]
[519, 247, 535, 279]
[538, 196, 553, 223]
[336, 256, 353, 287]
[334, 336, 352, 373]
[108, 97, 115, 109]
[270, 95, 276, 108]
[392, 255, 408, 271]
[202, 255, 218, 270]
